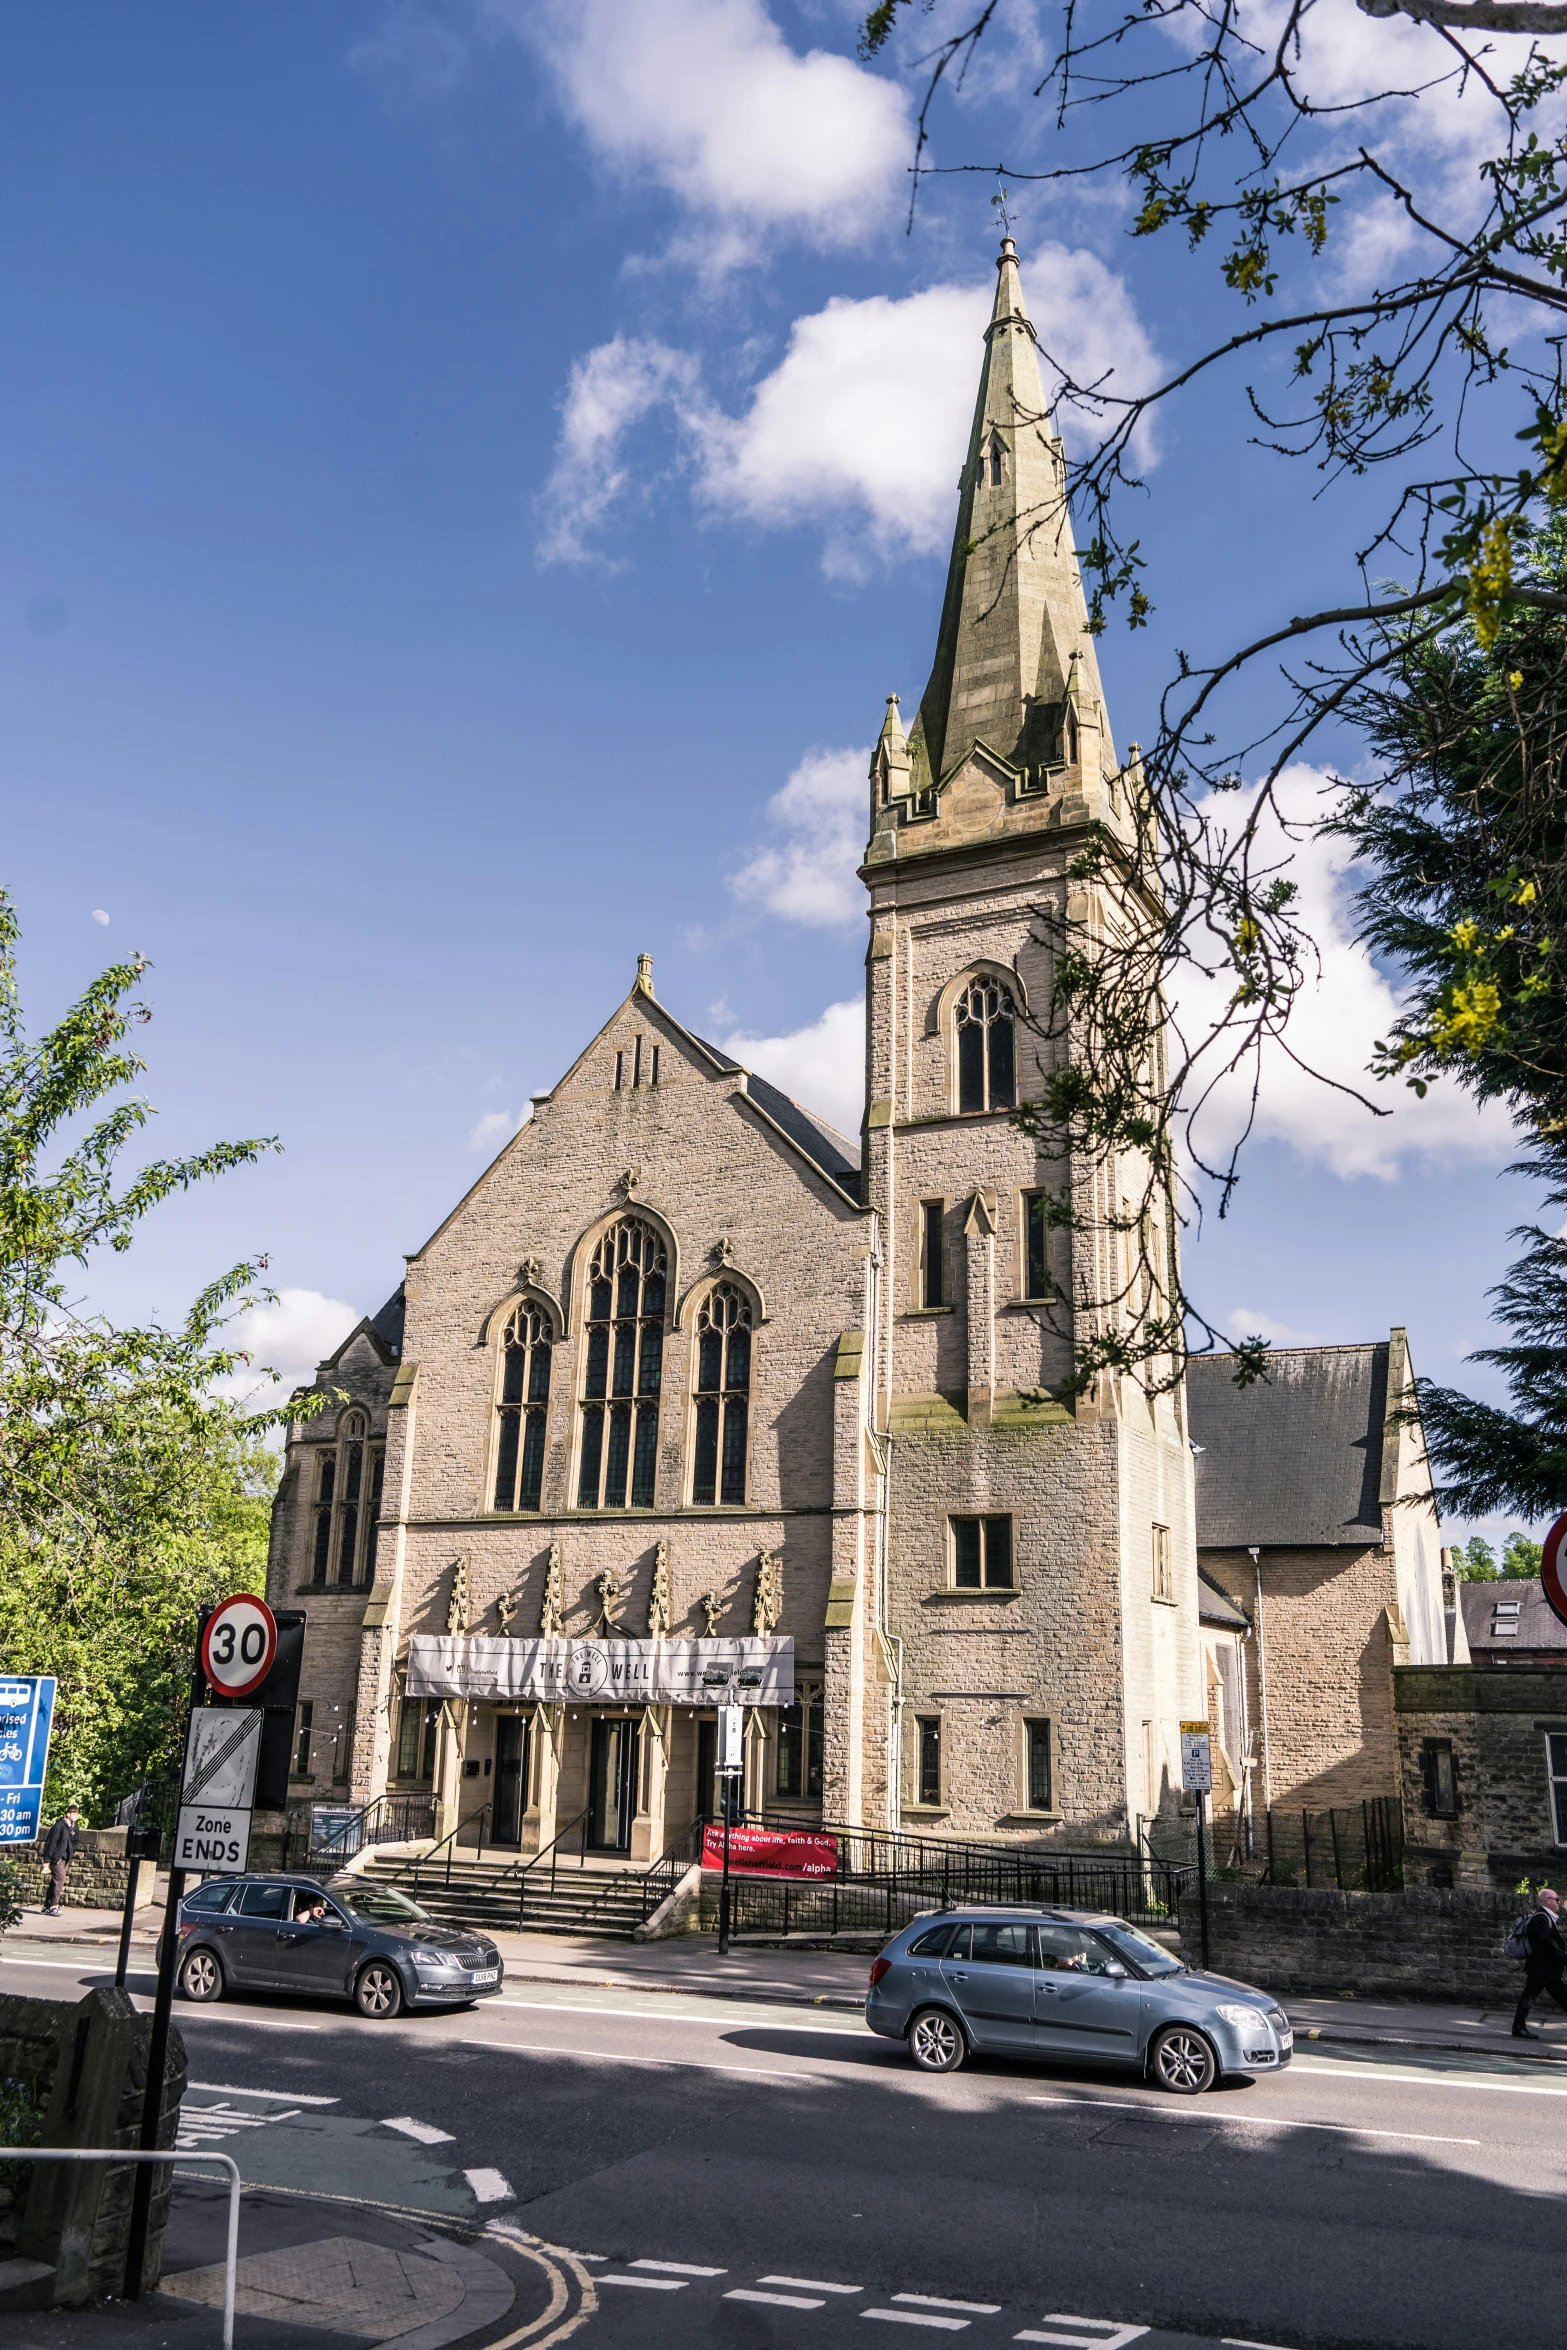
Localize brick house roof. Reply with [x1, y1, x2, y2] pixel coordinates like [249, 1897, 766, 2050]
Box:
[1186, 1342, 1392, 1548]
[1459, 1577, 1567, 1663]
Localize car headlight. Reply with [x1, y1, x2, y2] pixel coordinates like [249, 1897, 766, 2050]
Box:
[410, 1948, 446, 1966]
[1215, 2003, 1266, 2031]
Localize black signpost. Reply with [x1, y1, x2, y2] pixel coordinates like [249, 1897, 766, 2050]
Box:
[114, 1824, 161, 1991]
[124, 1600, 304, 2300]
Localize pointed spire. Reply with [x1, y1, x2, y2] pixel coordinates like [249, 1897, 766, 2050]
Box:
[906, 235, 1115, 802]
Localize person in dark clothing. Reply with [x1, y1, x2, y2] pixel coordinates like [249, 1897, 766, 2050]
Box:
[41, 1805, 81, 1916]
[1513, 1887, 1567, 2036]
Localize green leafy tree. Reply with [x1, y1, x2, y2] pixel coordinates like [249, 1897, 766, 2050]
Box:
[1455, 1535, 1499, 1581]
[0, 890, 307, 1820]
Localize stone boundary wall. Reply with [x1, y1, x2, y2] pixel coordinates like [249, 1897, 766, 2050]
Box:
[5, 1828, 157, 1912]
[1178, 1882, 1529, 2000]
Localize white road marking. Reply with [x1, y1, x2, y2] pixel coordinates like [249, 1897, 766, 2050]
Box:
[380, 2115, 456, 2145]
[896, 2297, 1003, 2315]
[179, 2015, 323, 2032]
[599, 2275, 689, 2291]
[492, 1993, 873, 2037]
[1016, 2326, 1148, 2349]
[729, 2289, 827, 2309]
[187, 2082, 338, 2105]
[1223, 2338, 1300, 2349]
[461, 2037, 806, 2083]
[1291, 2057, 1567, 2099]
[1025, 2096, 1479, 2147]
[762, 2276, 864, 2294]
[865, 2315, 971, 2333]
[631, 2260, 727, 2276]
[465, 2168, 514, 2204]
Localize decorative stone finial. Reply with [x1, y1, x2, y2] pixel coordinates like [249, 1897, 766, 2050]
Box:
[711, 1235, 735, 1268]
[648, 1539, 671, 1639]
[636, 953, 655, 995]
[753, 1549, 782, 1638]
[596, 1569, 621, 1633]
[519, 1255, 542, 1289]
[540, 1541, 564, 1637]
[446, 1555, 470, 1636]
[618, 1166, 642, 1199]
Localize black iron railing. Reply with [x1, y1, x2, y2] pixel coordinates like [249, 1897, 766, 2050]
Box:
[306, 1790, 437, 1867]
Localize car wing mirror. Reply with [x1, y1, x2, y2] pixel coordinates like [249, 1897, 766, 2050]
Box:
[1103, 1960, 1129, 1978]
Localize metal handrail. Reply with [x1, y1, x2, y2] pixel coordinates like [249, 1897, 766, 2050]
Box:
[410, 1802, 493, 1894]
[306, 1789, 438, 1867]
[515, 1805, 592, 1926]
[0, 2149, 240, 2349]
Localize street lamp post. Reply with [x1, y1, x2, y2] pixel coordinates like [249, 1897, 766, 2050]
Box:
[716, 1703, 742, 1958]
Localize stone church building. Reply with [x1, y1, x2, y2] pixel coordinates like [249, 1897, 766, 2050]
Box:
[264, 239, 1204, 1862]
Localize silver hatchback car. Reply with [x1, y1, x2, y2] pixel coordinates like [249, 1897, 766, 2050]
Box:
[865, 1906, 1291, 2093]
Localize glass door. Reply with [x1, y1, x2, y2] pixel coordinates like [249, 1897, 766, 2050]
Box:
[588, 1715, 639, 1853]
[492, 1715, 529, 1846]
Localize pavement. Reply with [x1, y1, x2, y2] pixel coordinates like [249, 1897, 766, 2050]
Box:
[18, 1898, 1567, 2061]
[7, 1926, 1567, 2350]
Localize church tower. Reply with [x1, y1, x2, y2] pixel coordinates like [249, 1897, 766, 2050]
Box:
[863, 237, 1201, 1842]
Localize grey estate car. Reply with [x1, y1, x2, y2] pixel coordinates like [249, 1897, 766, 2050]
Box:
[865, 1907, 1291, 2093]
[164, 1874, 504, 2019]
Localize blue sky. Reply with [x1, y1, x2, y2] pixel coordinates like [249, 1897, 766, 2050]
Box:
[1, 0, 1548, 1540]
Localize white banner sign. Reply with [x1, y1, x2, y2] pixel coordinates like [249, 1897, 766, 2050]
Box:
[405, 1635, 794, 1708]
[173, 1804, 252, 1874]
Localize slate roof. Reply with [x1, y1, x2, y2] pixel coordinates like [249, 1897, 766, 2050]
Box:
[369, 1287, 406, 1357]
[1186, 1343, 1390, 1549]
[1198, 1568, 1251, 1630]
[1460, 1578, 1567, 1659]
[692, 1035, 863, 1202]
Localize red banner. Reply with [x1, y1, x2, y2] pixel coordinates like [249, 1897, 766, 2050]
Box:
[700, 1825, 838, 1880]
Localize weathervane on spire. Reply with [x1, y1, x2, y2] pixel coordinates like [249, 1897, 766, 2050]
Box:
[991, 182, 1016, 242]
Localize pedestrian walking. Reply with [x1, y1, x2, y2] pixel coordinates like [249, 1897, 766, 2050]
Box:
[1512, 1886, 1567, 2037]
[41, 1803, 81, 1916]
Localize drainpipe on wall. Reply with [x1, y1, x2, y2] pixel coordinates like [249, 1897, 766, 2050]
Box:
[1249, 1546, 1273, 1815]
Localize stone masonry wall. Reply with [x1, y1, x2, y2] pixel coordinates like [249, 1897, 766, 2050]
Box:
[8, 1828, 152, 1912]
[1395, 1665, 1567, 1886]
[1177, 1881, 1529, 2000]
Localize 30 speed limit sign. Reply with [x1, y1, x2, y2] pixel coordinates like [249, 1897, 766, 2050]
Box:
[200, 1595, 278, 1698]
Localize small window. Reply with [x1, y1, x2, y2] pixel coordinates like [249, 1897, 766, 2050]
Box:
[907, 1922, 956, 1958]
[920, 1200, 945, 1309]
[1022, 1192, 1052, 1300]
[396, 1697, 440, 1785]
[970, 1921, 1033, 1966]
[183, 1880, 237, 1914]
[986, 431, 1006, 488]
[1026, 1719, 1053, 1812]
[615, 1050, 625, 1090]
[311, 1456, 334, 1584]
[310, 1413, 384, 1587]
[1547, 1732, 1567, 1844]
[333, 1706, 356, 1786]
[1422, 1738, 1458, 1819]
[955, 977, 1016, 1114]
[951, 1515, 1014, 1590]
[1152, 1524, 1173, 1602]
[776, 1688, 824, 1800]
[651, 1045, 661, 1085]
[917, 1716, 942, 1806]
[237, 1883, 289, 1919]
[292, 1700, 314, 1778]
[692, 1281, 753, 1506]
[494, 1301, 553, 1513]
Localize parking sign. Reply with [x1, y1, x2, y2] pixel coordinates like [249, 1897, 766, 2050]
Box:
[0, 1677, 57, 1845]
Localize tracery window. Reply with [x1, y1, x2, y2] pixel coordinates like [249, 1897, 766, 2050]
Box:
[955, 976, 1016, 1114]
[310, 1411, 384, 1588]
[493, 1301, 553, 1512]
[692, 1282, 752, 1507]
[577, 1217, 666, 1509]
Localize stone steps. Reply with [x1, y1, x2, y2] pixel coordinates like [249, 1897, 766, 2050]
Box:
[361, 1853, 653, 1939]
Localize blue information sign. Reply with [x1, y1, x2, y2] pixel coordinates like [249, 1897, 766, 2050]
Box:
[0, 1677, 57, 1845]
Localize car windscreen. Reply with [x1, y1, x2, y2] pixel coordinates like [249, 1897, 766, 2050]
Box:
[1094, 1921, 1184, 1976]
[338, 1888, 434, 1926]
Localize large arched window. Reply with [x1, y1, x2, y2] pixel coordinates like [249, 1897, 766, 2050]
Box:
[311, 1410, 384, 1588]
[692, 1282, 752, 1506]
[577, 1218, 666, 1509]
[955, 976, 1016, 1113]
[493, 1300, 553, 1512]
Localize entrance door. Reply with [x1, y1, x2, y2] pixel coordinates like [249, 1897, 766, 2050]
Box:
[589, 1716, 639, 1853]
[493, 1716, 529, 1846]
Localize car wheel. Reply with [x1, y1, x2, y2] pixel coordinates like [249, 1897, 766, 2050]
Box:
[1149, 2023, 1217, 2094]
[177, 1946, 224, 2004]
[355, 1960, 405, 2020]
[907, 2007, 967, 2073]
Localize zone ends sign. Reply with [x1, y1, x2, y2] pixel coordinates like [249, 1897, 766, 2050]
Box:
[200, 1595, 278, 1698]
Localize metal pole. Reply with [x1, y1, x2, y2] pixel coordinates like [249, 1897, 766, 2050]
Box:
[126, 1633, 205, 2299]
[114, 1854, 141, 1992]
[1195, 1788, 1211, 1972]
[717, 1780, 733, 1957]
[1249, 1547, 1273, 1813]
[2, 2151, 240, 2350]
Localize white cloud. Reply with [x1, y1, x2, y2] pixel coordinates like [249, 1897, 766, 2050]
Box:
[216, 1287, 362, 1410]
[537, 337, 703, 567]
[468, 1107, 522, 1154]
[730, 746, 868, 926]
[1224, 1305, 1327, 1348]
[541, 262, 1162, 576]
[510, 0, 911, 262]
[1176, 769, 1515, 1182]
[721, 996, 864, 1137]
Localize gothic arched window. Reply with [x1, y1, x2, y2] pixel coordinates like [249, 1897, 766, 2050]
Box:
[311, 1409, 384, 1588]
[692, 1282, 752, 1506]
[577, 1218, 666, 1509]
[986, 430, 1007, 488]
[955, 976, 1017, 1113]
[493, 1301, 553, 1513]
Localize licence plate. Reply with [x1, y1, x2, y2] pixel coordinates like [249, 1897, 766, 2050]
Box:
[469, 1967, 499, 1985]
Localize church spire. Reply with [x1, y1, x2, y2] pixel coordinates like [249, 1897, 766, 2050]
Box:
[905, 236, 1115, 800]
